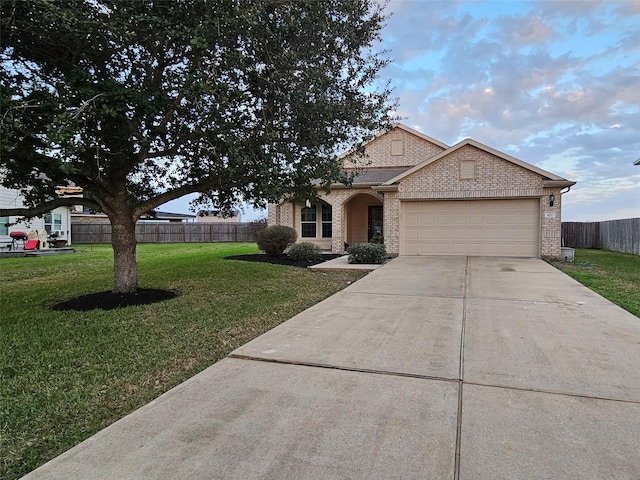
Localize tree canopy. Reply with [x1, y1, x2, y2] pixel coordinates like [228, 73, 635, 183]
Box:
[0, 0, 395, 292]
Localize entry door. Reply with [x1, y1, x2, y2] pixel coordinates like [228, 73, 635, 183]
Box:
[368, 206, 383, 241]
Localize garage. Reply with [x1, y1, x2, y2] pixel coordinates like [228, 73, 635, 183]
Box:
[400, 199, 540, 256]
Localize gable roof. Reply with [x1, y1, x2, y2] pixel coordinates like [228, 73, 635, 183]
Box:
[383, 138, 575, 187]
[386, 123, 449, 150]
[350, 168, 409, 185]
[634, 158, 640, 165]
[339, 123, 449, 161]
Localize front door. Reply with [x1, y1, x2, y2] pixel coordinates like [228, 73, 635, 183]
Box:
[368, 205, 383, 242]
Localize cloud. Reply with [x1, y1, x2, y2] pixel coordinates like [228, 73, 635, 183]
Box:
[375, 0, 640, 221]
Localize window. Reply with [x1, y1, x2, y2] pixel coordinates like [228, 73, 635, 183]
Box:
[301, 205, 317, 238]
[44, 213, 62, 234]
[300, 203, 332, 238]
[0, 216, 8, 236]
[321, 204, 332, 238]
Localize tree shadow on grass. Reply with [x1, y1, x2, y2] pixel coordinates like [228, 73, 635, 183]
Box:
[52, 289, 179, 311]
[52, 254, 343, 311]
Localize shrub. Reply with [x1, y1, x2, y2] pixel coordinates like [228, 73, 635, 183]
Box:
[347, 243, 386, 264]
[256, 225, 297, 256]
[288, 242, 322, 262]
[370, 234, 384, 244]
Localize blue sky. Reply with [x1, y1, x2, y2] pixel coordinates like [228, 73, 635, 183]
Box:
[164, 0, 640, 221]
[378, 0, 640, 221]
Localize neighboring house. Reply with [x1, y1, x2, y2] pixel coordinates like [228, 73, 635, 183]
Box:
[71, 208, 196, 223]
[195, 209, 242, 223]
[0, 186, 81, 246]
[268, 124, 576, 258]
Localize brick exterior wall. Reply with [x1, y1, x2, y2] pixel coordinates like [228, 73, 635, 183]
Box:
[267, 128, 567, 258]
[398, 146, 543, 199]
[394, 145, 563, 257]
[540, 187, 562, 258]
[343, 127, 446, 169]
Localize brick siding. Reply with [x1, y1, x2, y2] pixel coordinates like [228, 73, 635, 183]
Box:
[343, 128, 446, 169]
[268, 127, 567, 257]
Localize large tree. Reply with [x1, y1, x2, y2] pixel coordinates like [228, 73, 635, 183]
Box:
[0, 0, 394, 292]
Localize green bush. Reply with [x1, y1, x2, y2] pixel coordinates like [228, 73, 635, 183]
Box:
[256, 225, 297, 256]
[370, 234, 384, 244]
[347, 243, 386, 264]
[288, 242, 322, 262]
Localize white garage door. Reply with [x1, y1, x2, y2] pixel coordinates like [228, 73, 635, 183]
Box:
[400, 199, 540, 256]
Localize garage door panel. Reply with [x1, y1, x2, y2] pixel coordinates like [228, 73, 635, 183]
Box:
[435, 242, 453, 254]
[451, 214, 467, 225]
[416, 228, 432, 240]
[484, 229, 504, 241]
[467, 227, 484, 241]
[404, 228, 419, 241]
[468, 243, 484, 256]
[435, 229, 451, 241]
[449, 245, 465, 255]
[400, 199, 540, 257]
[434, 214, 451, 225]
[416, 242, 434, 255]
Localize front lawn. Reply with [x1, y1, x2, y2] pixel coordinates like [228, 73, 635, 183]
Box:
[550, 248, 640, 317]
[0, 243, 366, 480]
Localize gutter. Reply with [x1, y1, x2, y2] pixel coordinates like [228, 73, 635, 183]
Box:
[543, 179, 576, 188]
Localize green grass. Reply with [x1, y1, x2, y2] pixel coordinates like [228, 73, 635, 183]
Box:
[0, 243, 366, 479]
[550, 248, 640, 317]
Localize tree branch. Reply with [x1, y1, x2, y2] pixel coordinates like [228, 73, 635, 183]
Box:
[132, 177, 221, 218]
[144, 146, 181, 160]
[0, 197, 101, 218]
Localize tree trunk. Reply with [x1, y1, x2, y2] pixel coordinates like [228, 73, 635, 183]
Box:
[111, 217, 138, 293]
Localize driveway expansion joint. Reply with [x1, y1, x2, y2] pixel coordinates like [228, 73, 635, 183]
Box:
[454, 256, 470, 480]
[227, 353, 460, 383]
[463, 380, 640, 405]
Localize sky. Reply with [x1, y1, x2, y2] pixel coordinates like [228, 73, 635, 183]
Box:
[164, 0, 640, 222]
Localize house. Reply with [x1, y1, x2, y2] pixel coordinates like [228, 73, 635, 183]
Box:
[268, 124, 576, 258]
[0, 186, 81, 247]
[195, 209, 242, 223]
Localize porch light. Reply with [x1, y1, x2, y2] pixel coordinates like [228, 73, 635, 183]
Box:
[549, 194, 555, 207]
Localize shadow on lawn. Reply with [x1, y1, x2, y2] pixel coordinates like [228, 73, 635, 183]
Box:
[52, 289, 180, 311]
[51, 254, 342, 311]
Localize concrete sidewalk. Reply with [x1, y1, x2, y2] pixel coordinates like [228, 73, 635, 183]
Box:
[24, 257, 640, 479]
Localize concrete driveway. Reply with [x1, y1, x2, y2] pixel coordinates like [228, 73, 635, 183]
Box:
[24, 257, 640, 479]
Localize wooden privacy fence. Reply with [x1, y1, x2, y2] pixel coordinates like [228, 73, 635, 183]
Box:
[72, 222, 258, 244]
[562, 218, 640, 255]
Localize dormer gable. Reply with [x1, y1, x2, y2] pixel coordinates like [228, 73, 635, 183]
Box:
[342, 123, 448, 170]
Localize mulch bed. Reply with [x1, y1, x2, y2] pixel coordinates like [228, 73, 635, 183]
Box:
[52, 288, 179, 311]
[225, 253, 344, 268]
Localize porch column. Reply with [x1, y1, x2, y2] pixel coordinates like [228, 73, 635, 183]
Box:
[383, 191, 400, 255]
[331, 198, 344, 253]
